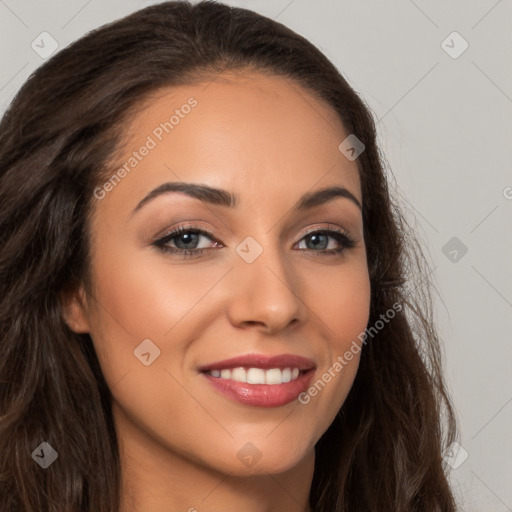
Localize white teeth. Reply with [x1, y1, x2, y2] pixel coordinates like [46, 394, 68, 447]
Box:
[231, 367, 247, 382]
[247, 368, 265, 384]
[265, 368, 282, 385]
[207, 367, 302, 384]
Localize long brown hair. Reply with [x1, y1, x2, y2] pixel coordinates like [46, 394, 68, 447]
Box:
[0, 1, 458, 510]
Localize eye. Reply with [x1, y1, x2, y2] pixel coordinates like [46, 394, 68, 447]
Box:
[294, 225, 356, 255]
[152, 223, 356, 259]
[152, 224, 221, 258]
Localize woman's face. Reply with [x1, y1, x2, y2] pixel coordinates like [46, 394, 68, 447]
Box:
[66, 71, 370, 477]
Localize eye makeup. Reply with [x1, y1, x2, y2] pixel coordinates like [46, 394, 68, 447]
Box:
[151, 222, 357, 260]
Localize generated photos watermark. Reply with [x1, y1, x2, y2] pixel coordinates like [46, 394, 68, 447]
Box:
[94, 97, 198, 200]
[298, 302, 402, 404]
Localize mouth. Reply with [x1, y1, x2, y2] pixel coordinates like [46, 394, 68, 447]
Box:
[198, 353, 316, 407]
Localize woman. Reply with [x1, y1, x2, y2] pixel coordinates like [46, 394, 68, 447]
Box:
[0, 1, 458, 510]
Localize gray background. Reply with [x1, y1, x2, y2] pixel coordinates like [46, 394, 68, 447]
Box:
[1, 0, 511, 510]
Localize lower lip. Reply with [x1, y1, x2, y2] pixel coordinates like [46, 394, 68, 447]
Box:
[201, 370, 315, 408]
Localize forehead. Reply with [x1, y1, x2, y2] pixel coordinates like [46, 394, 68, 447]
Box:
[99, 70, 361, 216]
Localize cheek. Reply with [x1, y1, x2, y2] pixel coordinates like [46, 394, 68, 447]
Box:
[83, 251, 211, 449]
[83, 249, 176, 385]
[87, 246, 209, 341]
[297, 258, 370, 432]
[312, 257, 371, 351]
[84, 241, 233, 394]
[331, 263, 371, 380]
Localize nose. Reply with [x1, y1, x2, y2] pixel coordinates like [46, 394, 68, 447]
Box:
[225, 240, 307, 334]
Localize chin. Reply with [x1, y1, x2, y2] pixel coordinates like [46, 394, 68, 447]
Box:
[213, 440, 313, 477]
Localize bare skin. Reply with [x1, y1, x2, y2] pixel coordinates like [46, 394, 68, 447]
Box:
[63, 70, 371, 512]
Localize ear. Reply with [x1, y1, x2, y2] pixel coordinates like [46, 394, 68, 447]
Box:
[60, 283, 91, 333]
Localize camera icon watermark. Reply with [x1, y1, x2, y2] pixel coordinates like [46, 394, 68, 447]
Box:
[338, 134, 365, 161]
[134, 338, 161, 366]
[441, 31, 469, 59]
[443, 442, 469, 469]
[442, 236, 468, 263]
[237, 442, 262, 468]
[236, 236, 263, 263]
[31, 442, 58, 469]
[31, 31, 59, 59]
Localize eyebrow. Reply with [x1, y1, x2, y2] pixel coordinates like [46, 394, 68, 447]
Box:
[131, 181, 362, 216]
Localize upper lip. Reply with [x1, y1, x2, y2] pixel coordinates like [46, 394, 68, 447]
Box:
[198, 353, 316, 372]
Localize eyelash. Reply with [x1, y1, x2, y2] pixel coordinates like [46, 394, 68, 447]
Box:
[152, 223, 356, 259]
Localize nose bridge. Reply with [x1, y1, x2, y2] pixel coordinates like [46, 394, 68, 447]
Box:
[226, 233, 305, 331]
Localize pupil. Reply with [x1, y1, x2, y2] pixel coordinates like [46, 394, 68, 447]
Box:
[177, 232, 198, 249]
[309, 233, 327, 250]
